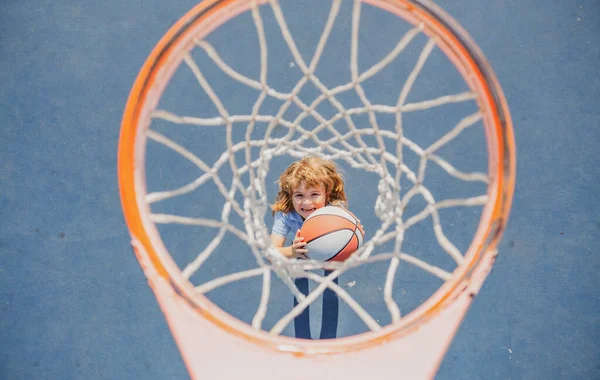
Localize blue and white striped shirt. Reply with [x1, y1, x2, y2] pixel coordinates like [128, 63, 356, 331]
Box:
[271, 211, 304, 239]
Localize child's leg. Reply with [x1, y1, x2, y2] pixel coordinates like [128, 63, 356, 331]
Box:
[319, 269, 339, 339]
[293, 277, 311, 339]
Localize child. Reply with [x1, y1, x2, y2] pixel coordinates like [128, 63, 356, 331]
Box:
[270, 156, 347, 339]
[270, 156, 348, 259]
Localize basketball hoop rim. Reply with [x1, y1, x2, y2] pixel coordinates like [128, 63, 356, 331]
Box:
[118, 0, 516, 356]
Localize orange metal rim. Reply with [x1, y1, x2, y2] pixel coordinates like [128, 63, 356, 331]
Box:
[118, 0, 516, 355]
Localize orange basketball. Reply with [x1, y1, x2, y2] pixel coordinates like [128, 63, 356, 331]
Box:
[298, 206, 364, 262]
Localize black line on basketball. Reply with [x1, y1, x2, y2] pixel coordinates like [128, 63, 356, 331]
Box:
[307, 213, 357, 226]
[304, 228, 355, 244]
[325, 231, 355, 262]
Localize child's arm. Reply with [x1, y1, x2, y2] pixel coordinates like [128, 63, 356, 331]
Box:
[270, 231, 308, 259]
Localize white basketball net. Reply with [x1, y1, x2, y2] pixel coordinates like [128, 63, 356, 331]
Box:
[144, 0, 489, 336]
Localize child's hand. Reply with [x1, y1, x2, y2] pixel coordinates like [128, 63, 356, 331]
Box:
[292, 231, 309, 259]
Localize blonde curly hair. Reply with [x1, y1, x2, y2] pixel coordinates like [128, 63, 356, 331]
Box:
[271, 156, 347, 215]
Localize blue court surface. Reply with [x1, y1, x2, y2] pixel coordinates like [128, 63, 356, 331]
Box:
[1, 0, 598, 379]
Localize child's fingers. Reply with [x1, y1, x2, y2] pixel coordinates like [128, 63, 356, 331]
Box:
[295, 247, 308, 253]
[295, 248, 309, 258]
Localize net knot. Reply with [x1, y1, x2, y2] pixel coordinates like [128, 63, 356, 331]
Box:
[375, 178, 399, 221]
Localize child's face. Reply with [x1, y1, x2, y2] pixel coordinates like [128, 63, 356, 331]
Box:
[292, 181, 326, 219]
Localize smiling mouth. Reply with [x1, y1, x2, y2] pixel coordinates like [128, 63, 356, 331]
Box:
[302, 208, 316, 213]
